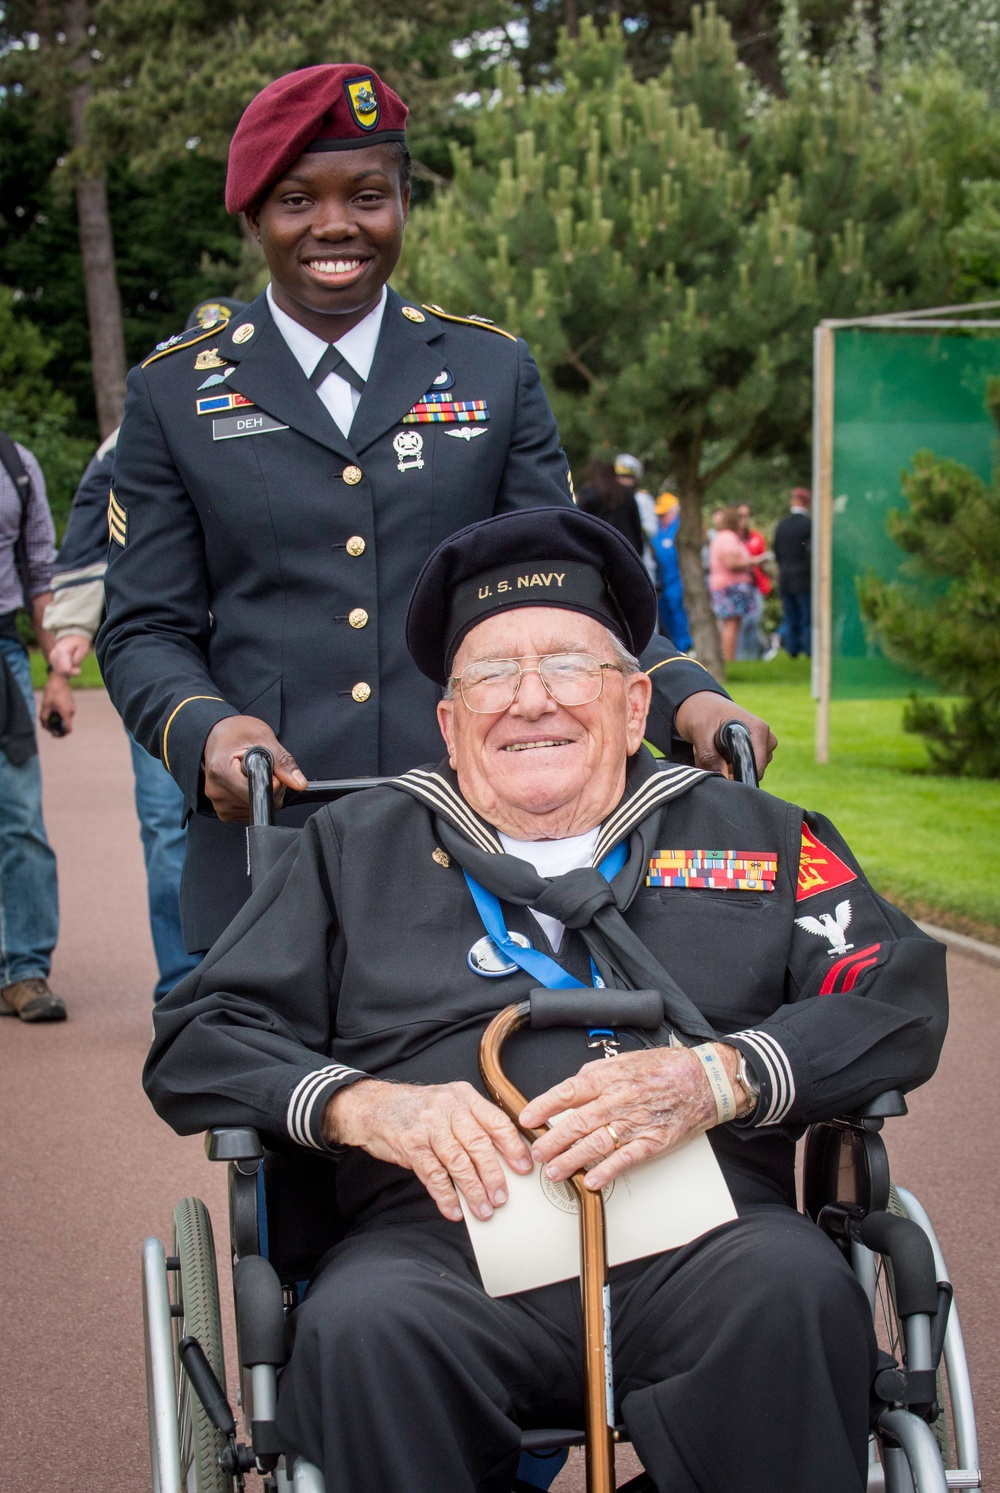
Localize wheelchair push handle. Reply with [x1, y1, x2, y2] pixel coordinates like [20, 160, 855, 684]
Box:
[242, 745, 393, 828]
[715, 719, 759, 788]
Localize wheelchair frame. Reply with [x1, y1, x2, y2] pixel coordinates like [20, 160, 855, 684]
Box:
[142, 738, 981, 1493]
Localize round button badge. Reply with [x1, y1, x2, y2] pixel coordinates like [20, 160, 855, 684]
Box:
[467, 931, 533, 977]
[348, 608, 368, 629]
[351, 682, 372, 703]
[345, 535, 366, 556]
[342, 465, 363, 486]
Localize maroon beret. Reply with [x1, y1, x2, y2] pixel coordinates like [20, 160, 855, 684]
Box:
[226, 64, 408, 215]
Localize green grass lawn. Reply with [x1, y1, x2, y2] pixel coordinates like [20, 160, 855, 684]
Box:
[726, 656, 1000, 942]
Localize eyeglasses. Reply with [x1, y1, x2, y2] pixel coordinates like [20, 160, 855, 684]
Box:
[450, 652, 620, 714]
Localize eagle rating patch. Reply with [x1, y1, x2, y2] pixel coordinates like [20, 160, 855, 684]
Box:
[795, 824, 856, 902]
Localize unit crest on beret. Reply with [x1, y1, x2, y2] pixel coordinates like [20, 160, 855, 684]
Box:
[421, 305, 517, 343]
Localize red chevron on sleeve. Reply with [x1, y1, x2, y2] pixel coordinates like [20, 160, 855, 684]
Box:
[819, 942, 886, 995]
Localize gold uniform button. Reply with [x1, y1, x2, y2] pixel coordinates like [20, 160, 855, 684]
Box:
[348, 608, 369, 629]
[401, 306, 426, 323]
[346, 535, 366, 557]
[352, 682, 372, 703]
[342, 465, 363, 486]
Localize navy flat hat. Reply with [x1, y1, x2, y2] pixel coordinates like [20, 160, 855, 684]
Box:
[406, 506, 657, 685]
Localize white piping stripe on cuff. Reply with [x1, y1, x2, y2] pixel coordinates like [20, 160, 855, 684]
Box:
[753, 1031, 795, 1123]
[287, 1064, 361, 1148]
[732, 1030, 795, 1125]
[730, 1031, 781, 1123]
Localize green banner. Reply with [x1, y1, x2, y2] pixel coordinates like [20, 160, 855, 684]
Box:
[831, 328, 1000, 697]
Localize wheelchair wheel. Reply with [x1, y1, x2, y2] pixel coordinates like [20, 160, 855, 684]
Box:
[171, 1197, 232, 1493]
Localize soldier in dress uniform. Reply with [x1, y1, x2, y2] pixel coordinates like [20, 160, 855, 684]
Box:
[97, 63, 774, 952]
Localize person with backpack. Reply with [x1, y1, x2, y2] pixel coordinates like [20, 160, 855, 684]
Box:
[0, 433, 72, 1021]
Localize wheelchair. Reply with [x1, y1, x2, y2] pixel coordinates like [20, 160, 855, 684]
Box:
[142, 733, 982, 1493]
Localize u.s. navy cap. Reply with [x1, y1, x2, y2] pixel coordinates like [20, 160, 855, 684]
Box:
[406, 506, 657, 685]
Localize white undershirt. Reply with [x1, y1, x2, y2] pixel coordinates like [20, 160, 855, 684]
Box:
[497, 826, 601, 953]
[266, 283, 387, 439]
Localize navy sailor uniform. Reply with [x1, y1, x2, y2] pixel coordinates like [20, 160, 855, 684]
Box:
[144, 750, 946, 1493]
[97, 289, 725, 950]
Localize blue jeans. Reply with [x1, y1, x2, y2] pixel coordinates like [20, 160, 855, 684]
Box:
[780, 591, 811, 658]
[0, 639, 58, 986]
[128, 734, 201, 1001]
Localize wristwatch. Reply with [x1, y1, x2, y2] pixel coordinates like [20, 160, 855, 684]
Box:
[734, 1052, 761, 1117]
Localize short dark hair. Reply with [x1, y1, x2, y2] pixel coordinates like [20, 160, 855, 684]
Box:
[392, 142, 412, 196]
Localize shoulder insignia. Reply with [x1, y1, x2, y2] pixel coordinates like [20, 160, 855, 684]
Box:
[108, 488, 127, 547]
[421, 304, 517, 343]
[141, 322, 223, 370]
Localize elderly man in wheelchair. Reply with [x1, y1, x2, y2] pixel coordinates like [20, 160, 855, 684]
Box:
[144, 506, 953, 1493]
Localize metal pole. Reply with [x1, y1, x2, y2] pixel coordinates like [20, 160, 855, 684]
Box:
[813, 323, 835, 764]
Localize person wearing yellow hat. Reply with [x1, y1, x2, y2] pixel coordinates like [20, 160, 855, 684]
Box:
[651, 488, 691, 652]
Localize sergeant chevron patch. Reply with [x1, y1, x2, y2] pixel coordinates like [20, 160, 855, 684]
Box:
[646, 850, 777, 891]
[107, 488, 127, 547]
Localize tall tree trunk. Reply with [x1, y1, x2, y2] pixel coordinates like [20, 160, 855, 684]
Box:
[671, 440, 724, 680]
[564, 0, 579, 41]
[65, 0, 127, 436]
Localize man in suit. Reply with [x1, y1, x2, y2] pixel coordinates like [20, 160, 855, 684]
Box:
[773, 487, 812, 658]
[98, 64, 775, 951]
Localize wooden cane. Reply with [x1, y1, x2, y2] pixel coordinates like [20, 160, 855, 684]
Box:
[479, 1001, 617, 1493]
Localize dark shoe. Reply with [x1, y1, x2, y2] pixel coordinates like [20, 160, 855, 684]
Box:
[0, 977, 67, 1022]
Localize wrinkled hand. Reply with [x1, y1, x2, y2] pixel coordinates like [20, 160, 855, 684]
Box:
[674, 691, 776, 780]
[39, 672, 76, 736]
[202, 715, 307, 822]
[520, 1046, 738, 1193]
[323, 1078, 532, 1223]
[47, 634, 91, 678]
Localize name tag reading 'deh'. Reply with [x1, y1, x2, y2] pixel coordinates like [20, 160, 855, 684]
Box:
[212, 413, 289, 441]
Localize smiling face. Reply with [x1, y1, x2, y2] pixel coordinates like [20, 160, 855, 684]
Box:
[246, 145, 410, 340]
[436, 607, 652, 839]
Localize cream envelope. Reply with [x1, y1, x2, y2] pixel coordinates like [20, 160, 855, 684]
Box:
[461, 1131, 737, 1298]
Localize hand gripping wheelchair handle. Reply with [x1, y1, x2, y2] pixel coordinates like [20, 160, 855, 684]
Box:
[715, 719, 759, 788]
[529, 988, 664, 1030]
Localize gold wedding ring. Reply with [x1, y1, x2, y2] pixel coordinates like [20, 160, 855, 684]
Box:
[606, 1123, 621, 1150]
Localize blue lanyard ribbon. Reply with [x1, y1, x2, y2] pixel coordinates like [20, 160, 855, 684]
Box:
[463, 839, 629, 992]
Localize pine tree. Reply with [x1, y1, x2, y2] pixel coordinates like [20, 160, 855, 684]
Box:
[858, 385, 1000, 779]
[396, 6, 965, 673]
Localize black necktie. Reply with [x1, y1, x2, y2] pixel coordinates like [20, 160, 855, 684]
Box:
[309, 344, 366, 395]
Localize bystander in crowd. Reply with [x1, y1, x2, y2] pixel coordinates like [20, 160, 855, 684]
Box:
[651, 488, 691, 652]
[577, 456, 645, 554]
[708, 505, 756, 663]
[773, 486, 812, 658]
[736, 502, 777, 661]
[614, 453, 659, 586]
[0, 432, 74, 1021]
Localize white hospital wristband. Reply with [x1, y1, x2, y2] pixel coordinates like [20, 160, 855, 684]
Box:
[692, 1043, 739, 1125]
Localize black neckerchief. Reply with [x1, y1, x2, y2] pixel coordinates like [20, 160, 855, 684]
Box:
[391, 748, 717, 1042]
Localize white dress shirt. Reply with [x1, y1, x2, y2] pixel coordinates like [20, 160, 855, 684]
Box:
[266, 283, 387, 440]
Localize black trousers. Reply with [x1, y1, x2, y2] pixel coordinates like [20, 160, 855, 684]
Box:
[276, 1206, 875, 1493]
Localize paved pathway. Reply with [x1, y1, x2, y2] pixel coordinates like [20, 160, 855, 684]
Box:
[0, 690, 994, 1492]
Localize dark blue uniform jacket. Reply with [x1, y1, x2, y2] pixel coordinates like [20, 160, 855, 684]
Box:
[144, 751, 947, 1232]
[98, 289, 724, 948]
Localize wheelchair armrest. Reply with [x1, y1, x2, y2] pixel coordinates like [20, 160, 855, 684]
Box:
[205, 1127, 265, 1162]
[840, 1090, 908, 1130]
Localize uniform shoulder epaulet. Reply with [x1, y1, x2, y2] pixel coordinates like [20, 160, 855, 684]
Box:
[421, 304, 518, 343]
[140, 322, 223, 370]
